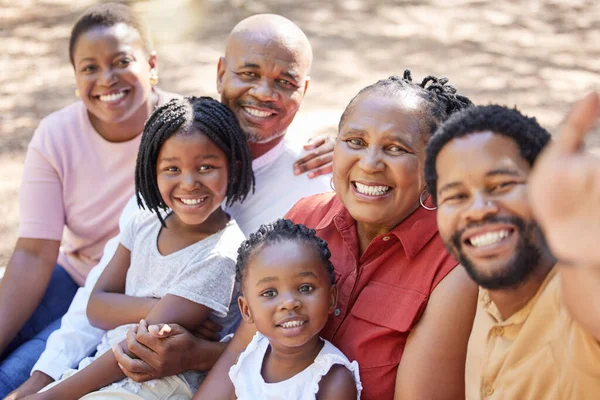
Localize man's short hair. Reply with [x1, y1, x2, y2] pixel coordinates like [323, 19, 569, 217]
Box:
[425, 105, 552, 205]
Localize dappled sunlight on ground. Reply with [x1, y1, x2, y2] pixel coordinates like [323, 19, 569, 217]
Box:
[1, 0, 599, 267]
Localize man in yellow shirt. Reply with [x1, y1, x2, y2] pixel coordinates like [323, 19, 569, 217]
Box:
[424, 93, 600, 399]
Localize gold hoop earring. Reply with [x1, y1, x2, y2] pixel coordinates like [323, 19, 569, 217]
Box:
[149, 68, 159, 86]
[419, 190, 436, 211]
[74, 89, 80, 98]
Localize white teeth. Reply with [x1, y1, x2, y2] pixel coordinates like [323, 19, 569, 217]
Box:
[355, 182, 391, 196]
[99, 91, 126, 102]
[469, 230, 510, 247]
[244, 107, 273, 118]
[180, 198, 205, 205]
[280, 320, 306, 329]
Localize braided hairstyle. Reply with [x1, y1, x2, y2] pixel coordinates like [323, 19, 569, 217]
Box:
[69, 3, 153, 66]
[236, 219, 335, 289]
[425, 104, 551, 205]
[339, 69, 473, 139]
[135, 96, 255, 226]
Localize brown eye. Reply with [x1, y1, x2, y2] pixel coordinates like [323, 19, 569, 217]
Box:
[345, 138, 365, 148]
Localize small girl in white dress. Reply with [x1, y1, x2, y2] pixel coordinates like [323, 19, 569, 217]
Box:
[229, 219, 362, 399]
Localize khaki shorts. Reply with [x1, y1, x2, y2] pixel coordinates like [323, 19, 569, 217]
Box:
[41, 369, 194, 400]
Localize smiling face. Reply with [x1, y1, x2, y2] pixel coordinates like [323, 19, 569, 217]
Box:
[156, 129, 229, 228]
[72, 23, 155, 136]
[238, 240, 336, 351]
[435, 132, 549, 290]
[217, 31, 310, 146]
[333, 91, 427, 231]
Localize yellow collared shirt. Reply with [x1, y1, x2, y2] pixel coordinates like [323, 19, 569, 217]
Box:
[466, 268, 600, 399]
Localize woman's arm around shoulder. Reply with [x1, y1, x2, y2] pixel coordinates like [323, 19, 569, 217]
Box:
[394, 266, 478, 400]
[317, 364, 358, 400]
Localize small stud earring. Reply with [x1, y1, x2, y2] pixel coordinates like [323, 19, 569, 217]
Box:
[149, 68, 159, 86]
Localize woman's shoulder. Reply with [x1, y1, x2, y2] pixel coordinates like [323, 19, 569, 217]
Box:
[31, 101, 89, 146]
[285, 192, 341, 226]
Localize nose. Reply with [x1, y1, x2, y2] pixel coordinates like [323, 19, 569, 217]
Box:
[249, 78, 277, 102]
[464, 193, 498, 223]
[99, 67, 118, 87]
[278, 292, 301, 311]
[358, 147, 384, 174]
[179, 171, 199, 191]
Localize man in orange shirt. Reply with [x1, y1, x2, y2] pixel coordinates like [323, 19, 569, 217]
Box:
[424, 95, 600, 399]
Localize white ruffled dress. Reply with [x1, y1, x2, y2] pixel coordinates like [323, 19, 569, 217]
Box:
[229, 332, 362, 399]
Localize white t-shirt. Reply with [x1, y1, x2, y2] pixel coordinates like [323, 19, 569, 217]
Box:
[226, 138, 332, 236]
[229, 332, 362, 400]
[76, 210, 244, 392]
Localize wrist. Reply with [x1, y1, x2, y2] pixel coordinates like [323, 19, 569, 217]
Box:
[31, 370, 55, 386]
[189, 338, 227, 371]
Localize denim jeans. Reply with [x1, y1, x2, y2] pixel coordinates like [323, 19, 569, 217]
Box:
[0, 264, 78, 396]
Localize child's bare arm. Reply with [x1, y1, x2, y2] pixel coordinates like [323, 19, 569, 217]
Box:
[87, 244, 159, 330]
[316, 365, 358, 400]
[144, 294, 213, 331]
[33, 347, 125, 400]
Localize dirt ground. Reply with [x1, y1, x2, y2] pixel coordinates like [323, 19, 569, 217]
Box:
[1, 0, 599, 270]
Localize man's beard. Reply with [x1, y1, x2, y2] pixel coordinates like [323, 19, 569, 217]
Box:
[245, 129, 286, 144]
[449, 216, 546, 290]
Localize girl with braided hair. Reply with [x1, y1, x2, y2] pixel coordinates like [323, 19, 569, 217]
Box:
[196, 70, 478, 400]
[29, 96, 254, 400]
[229, 218, 362, 399]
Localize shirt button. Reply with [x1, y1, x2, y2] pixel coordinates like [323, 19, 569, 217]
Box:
[483, 385, 494, 397]
[483, 385, 494, 396]
[382, 236, 391, 241]
[334, 308, 341, 316]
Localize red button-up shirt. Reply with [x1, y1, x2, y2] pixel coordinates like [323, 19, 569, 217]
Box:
[286, 192, 457, 400]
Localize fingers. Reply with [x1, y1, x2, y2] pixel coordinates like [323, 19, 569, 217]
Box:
[556, 92, 600, 153]
[147, 322, 183, 338]
[294, 135, 336, 175]
[112, 343, 154, 382]
[193, 319, 223, 341]
[303, 136, 326, 150]
[293, 153, 334, 177]
[124, 323, 158, 362]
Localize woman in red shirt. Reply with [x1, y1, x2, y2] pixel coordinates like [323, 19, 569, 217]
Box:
[197, 70, 478, 400]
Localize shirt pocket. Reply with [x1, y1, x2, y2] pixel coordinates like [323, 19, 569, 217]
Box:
[349, 282, 427, 369]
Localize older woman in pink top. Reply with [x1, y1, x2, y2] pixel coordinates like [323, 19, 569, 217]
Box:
[0, 4, 176, 396]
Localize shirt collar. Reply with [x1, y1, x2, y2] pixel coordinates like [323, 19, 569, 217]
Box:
[251, 139, 286, 171]
[315, 197, 439, 260]
[483, 267, 558, 325]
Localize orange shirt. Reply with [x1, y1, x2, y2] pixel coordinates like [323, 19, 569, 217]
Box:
[286, 192, 458, 400]
[466, 268, 600, 399]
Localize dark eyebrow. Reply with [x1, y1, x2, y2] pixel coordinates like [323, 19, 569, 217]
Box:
[158, 154, 221, 163]
[281, 70, 300, 81]
[241, 62, 259, 69]
[77, 57, 96, 66]
[438, 181, 463, 196]
[486, 168, 522, 177]
[256, 276, 278, 286]
[239, 62, 299, 82]
[298, 271, 318, 279]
